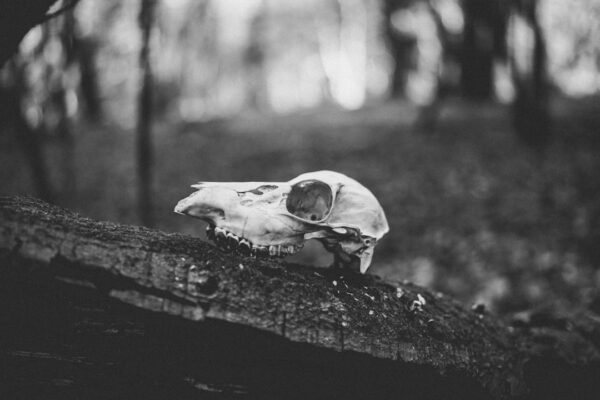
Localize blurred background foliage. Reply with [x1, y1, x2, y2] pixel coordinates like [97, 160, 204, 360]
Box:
[1, 0, 600, 314]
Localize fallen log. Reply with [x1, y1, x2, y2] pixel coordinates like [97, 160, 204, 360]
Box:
[0, 196, 598, 399]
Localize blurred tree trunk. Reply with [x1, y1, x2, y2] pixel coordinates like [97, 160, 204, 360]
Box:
[0, 0, 83, 205]
[63, 10, 102, 122]
[77, 37, 102, 121]
[53, 8, 102, 200]
[245, 3, 267, 112]
[137, 0, 157, 227]
[1, 61, 56, 203]
[56, 10, 78, 201]
[510, 0, 550, 149]
[0, 0, 60, 67]
[415, 0, 451, 134]
[460, 0, 507, 99]
[383, 0, 417, 99]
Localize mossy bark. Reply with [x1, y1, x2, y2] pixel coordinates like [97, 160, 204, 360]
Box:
[0, 196, 598, 399]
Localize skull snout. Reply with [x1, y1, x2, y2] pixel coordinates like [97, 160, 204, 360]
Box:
[174, 187, 231, 222]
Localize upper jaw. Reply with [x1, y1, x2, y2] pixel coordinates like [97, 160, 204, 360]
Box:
[205, 224, 304, 257]
[175, 192, 307, 258]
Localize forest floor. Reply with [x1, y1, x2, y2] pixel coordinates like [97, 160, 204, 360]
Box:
[1, 96, 600, 314]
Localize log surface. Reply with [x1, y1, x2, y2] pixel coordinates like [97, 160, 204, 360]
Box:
[1, 196, 599, 399]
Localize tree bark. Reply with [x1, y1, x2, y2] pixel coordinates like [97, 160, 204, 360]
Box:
[1, 196, 599, 399]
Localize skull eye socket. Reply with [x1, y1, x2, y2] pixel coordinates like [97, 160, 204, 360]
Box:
[286, 180, 333, 222]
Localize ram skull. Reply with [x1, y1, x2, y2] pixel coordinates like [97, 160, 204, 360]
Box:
[174, 170, 389, 273]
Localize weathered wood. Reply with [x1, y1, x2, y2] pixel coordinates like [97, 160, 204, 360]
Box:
[0, 196, 599, 399]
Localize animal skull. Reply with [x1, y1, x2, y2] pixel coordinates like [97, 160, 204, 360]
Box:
[174, 170, 389, 273]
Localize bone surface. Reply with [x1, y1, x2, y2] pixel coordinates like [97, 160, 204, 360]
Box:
[174, 170, 389, 273]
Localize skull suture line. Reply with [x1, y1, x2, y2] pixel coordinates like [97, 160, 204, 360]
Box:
[174, 171, 389, 273]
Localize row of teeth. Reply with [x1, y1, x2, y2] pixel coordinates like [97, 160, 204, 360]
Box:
[206, 225, 303, 258]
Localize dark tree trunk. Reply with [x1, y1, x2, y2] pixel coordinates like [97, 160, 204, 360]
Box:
[1, 62, 56, 203]
[0, 0, 85, 204]
[55, 10, 77, 201]
[245, 3, 267, 111]
[510, 0, 550, 149]
[62, 8, 102, 121]
[136, 0, 157, 227]
[383, 0, 417, 99]
[1, 196, 600, 399]
[415, 0, 451, 134]
[461, 0, 507, 99]
[0, 0, 60, 67]
[77, 36, 102, 121]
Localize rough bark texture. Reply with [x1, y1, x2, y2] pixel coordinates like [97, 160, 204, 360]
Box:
[1, 196, 599, 399]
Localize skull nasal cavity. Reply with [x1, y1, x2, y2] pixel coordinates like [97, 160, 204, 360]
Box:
[286, 180, 333, 222]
